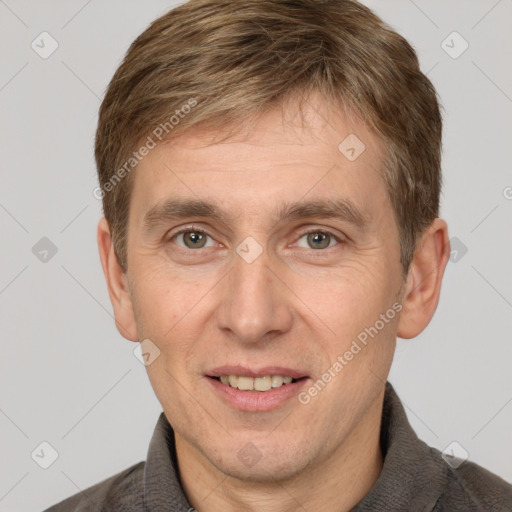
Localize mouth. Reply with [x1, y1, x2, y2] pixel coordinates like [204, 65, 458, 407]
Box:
[209, 375, 306, 391]
[205, 366, 310, 411]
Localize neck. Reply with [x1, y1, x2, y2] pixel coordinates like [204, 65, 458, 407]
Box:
[175, 390, 385, 512]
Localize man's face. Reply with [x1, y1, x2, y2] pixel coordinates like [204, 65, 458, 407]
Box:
[124, 95, 405, 481]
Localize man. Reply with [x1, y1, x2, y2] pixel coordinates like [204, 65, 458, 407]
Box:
[45, 0, 512, 510]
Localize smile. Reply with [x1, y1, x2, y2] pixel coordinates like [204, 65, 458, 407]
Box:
[215, 375, 297, 391]
[206, 368, 310, 411]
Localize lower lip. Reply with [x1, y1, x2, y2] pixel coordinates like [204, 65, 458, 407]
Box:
[206, 376, 309, 412]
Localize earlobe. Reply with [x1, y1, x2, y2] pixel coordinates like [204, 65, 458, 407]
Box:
[97, 218, 139, 342]
[396, 218, 450, 340]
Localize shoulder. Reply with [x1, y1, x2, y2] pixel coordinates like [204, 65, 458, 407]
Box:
[43, 461, 145, 512]
[433, 450, 512, 511]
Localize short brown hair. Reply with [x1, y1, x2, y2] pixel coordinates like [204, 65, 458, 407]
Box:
[95, 0, 443, 277]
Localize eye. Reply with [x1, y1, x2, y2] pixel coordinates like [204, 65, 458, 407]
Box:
[170, 228, 216, 249]
[295, 229, 342, 250]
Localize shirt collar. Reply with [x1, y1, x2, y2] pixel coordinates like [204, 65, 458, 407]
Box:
[351, 382, 448, 511]
[142, 414, 192, 511]
[142, 382, 448, 511]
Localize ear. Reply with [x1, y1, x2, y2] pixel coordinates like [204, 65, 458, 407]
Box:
[397, 218, 450, 339]
[97, 217, 139, 342]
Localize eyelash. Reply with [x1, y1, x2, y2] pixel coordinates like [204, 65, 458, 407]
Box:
[167, 225, 344, 250]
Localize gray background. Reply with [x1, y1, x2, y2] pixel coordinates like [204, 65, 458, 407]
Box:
[0, 1, 511, 510]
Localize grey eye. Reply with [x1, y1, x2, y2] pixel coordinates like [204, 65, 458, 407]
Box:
[174, 230, 214, 249]
[296, 231, 337, 250]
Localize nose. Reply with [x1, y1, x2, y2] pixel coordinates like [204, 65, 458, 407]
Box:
[215, 244, 293, 345]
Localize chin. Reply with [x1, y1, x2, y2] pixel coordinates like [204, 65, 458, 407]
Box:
[204, 437, 314, 483]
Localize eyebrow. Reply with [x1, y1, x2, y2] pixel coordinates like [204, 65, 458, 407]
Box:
[142, 196, 370, 234]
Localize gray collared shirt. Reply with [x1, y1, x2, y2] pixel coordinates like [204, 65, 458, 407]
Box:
[44, 382, 512, 511]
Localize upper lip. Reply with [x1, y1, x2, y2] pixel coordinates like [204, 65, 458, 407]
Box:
[207, 365, 309, 379]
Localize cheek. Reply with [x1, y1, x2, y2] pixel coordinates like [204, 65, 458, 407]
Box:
[297, 258, 400, 379]
[298, 258, 389, 329]
[130, 263, 215, 373]
[130, 259, 200, 331]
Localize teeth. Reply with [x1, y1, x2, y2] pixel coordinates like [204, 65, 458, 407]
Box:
[271, 376, 284, 387]
[218, 375, 297, 391]
[254, 376, 272, 391]
[237, 376, 254, 390]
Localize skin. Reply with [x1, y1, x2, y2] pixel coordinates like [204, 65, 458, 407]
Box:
[97, 93, 450, 512]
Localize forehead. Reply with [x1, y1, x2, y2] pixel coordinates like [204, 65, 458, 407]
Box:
[129, 96, 389, 228]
